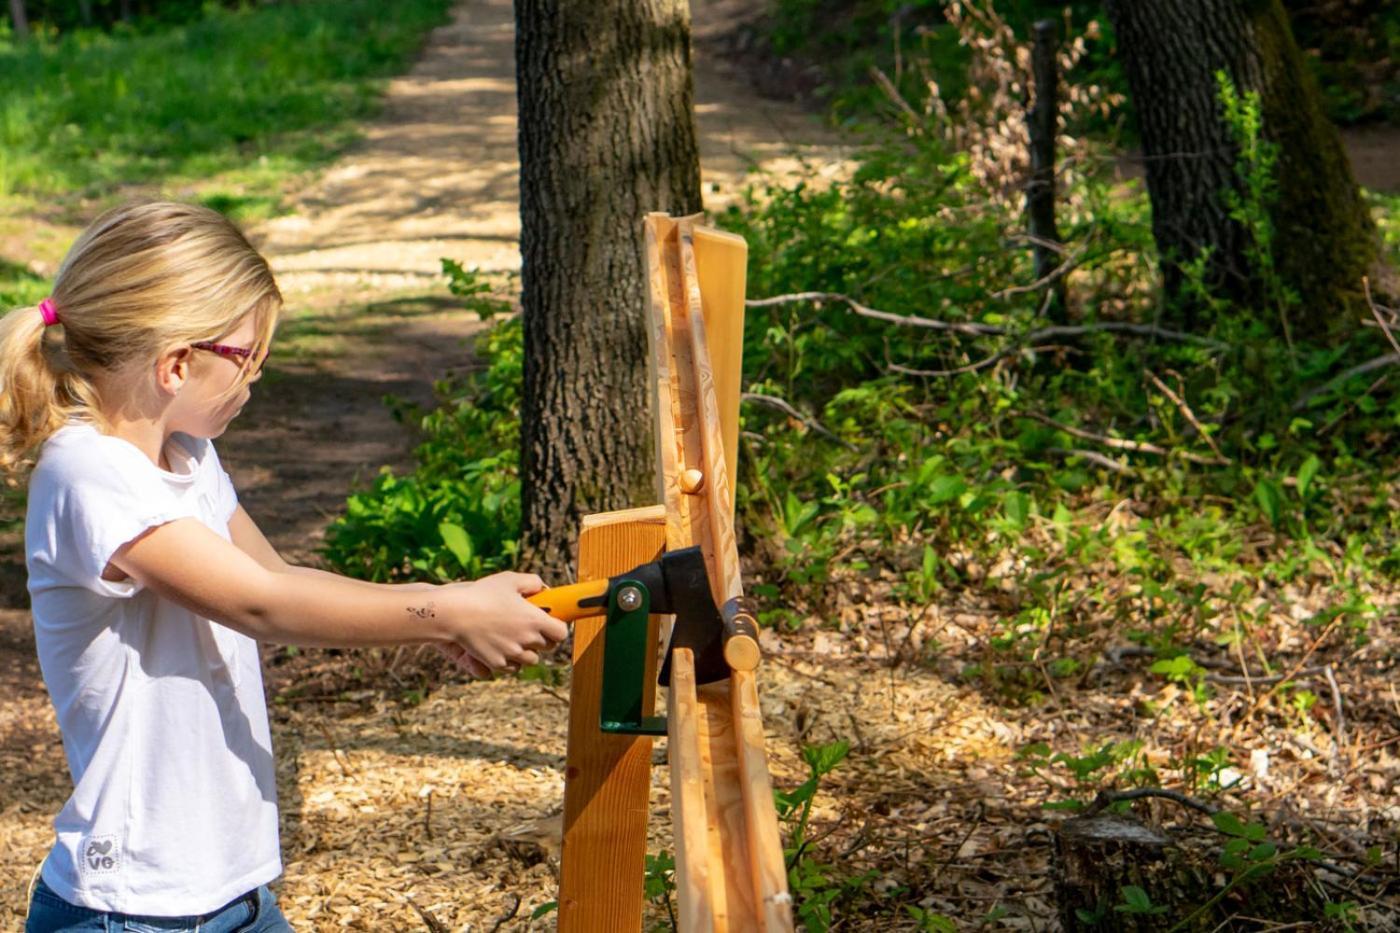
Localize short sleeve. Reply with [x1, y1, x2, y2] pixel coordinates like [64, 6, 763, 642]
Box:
[27, 431, 199, 598]
[202, 440, 240, 525]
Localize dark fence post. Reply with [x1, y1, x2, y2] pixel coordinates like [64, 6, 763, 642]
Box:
[1027, 19, 1066, 322]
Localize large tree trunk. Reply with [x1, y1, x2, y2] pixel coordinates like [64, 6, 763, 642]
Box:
[514, 0, 703, 579]
[1104, 0, 1375, 337]
[8, 0, 28, 39]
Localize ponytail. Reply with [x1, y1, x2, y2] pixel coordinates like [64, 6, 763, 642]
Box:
[0, 301, 100, 474]
[0, 201, 281, 476]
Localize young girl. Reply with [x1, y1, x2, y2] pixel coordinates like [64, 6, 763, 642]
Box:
[1, 202, 567, 932]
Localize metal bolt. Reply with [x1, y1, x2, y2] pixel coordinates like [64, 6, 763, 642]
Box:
[616, 585, 643, 612]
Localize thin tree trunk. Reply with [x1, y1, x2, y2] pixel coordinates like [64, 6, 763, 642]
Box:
[1104, 0, 1375, 337]
[515, 0, 703, 579]
[8, 0, 28, 39]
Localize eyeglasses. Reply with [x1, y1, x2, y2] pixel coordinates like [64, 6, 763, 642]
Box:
[191, 341, 266, 374]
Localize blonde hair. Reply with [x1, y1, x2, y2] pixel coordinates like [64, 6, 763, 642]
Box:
[0, 201, 281, 474]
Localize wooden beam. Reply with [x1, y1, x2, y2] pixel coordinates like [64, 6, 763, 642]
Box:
[731, 670, 792, 930]
[690, 226, 748, 515]
[559, 505, 667, 933]
[677, 225, 744, 612]
[669, 648, 718, 933]
[647, 213, 793, 933]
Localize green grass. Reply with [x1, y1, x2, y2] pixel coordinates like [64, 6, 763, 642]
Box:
[0, 0, 454, 206]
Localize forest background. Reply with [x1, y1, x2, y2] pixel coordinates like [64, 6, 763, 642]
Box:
[0, 0, 1397, 929]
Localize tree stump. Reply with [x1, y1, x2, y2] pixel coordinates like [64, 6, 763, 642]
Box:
[1054, 812, 1326, 931]
[1054, 814, 1181, 931]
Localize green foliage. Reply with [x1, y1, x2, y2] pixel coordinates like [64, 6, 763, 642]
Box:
[442, 260, 515, 320]
[643, 851, 678, 931]
[0, 0, 454, 201]
[772, 740, 878, 932]
[322, 316, 522, 582]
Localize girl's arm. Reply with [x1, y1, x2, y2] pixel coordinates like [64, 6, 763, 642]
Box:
[228, 505, 427, 590]
[108, 516, 566, 671]
[226, 505, 494, 677]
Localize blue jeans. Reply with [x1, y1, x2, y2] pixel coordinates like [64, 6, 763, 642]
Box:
[25, 877, 293, 932]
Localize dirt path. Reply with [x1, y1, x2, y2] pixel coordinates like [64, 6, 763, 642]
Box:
[0, 1, 853, 929]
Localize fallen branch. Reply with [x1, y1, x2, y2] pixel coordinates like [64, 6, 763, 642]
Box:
[1047, 447, 1135, 476]
[488, 893, 523, 933]
[1027, 412, 1229, 466]
[1292, 352, 1400, 411]
[406, 897, 450, 933]
[741, 392, 855, 448]
[1145, 369, 1229, 463]
[990, 245, 1092, 299]
[1083, 787, 1219, 818]
[744, 291, 1227, 348]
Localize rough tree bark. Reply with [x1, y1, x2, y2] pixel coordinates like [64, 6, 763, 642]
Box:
[514, 0, 703, 579]
[1104, 0, 1375, 337]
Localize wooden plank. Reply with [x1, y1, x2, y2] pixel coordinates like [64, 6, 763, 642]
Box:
[731, 670, 794, 932]
[559, 505, 667, 933]
[697, 681, 757, 931]
[645, 212, 706, 552]
[690, 226, 748, 516]
[668, 648, 717, 933]
[648, 213, 793, 933]
[677, 223, 744, 611]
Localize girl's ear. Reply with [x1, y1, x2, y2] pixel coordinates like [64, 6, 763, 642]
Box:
[154, 346, 192, 397]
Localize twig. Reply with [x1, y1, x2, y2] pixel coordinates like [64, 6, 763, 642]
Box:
[889, 347, 1015, 378]
[1292, 352, 1400, 410]
[746, 291, 995, 335]
[742, 392, 855, 449]
[406, 897, 450, 933]
[744, 291, 1227, 347]
[315, 721, 356, 776]
[488, 893, 522, 932]
[1322, 664, 1347, 749]
[1364, 276, 1400, 356]
[1028, 412, 1228, 466]
[990, 245, 1091, 299]
[1145, 369, 1229, 462]
[1205, 664, 1329, 685]
[1047, 447, 1135, 475]
[1083, 787, 1219, 818]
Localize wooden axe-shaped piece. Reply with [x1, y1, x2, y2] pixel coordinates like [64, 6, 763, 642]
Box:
[527, 545, 759, 685]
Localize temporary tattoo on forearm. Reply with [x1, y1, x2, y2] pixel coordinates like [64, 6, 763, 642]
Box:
[406, 601, 437, 619]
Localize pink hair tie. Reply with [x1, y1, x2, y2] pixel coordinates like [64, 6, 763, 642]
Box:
[38, 298, 60, 327]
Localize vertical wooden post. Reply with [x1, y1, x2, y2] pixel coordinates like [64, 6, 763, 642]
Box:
[558, 505, 667, 933]
[1028, 18, 1066, 322]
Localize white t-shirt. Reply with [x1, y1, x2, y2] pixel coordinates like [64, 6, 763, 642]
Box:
[25, 423, 281, 915]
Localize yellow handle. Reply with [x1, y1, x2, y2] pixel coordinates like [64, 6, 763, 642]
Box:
[527, 578, 610, 622]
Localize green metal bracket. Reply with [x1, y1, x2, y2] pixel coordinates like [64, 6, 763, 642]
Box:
[599, 578, 667, 736]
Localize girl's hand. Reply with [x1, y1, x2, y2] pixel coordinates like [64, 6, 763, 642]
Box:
[433, 642, 494, 679]
[440, 572, 568, 673]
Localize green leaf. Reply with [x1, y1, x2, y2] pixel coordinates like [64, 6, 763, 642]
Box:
[1002, 490, 1030, 530]
[926, 474, 967, 505]
[1296, 455, 1320, 498]
[1212, 811, 1247, 837]
[802, 740, 850, 777]
[438, 521, 474, 568]
[1249, 841, 1277, 861]
[530, 901, 558, 920]
[1253, 478, 1283, 525]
